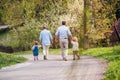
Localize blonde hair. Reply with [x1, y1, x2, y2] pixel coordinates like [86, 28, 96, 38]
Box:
[73, 37, 78, 42]
[34, 41, 39, 45]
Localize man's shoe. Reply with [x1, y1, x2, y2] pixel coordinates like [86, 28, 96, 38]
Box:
[44, 56, 47, 60]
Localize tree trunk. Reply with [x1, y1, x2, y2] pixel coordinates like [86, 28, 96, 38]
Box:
[83, 0, 87, 49]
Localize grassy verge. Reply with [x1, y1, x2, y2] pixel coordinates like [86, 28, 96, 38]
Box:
[0, 52, 27, 69]
[50, 48, 72, 54]
[82, 46, 120, 80]
[13, 48, 73, 55]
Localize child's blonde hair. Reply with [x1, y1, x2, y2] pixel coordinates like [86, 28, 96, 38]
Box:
[72, 37, 78, 42]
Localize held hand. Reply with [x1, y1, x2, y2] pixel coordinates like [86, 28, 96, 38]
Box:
[69, 35, 72, 41]
[54, 38, 58, 43]
[51, 40, 53, 44]
[54, 36, 58, 43]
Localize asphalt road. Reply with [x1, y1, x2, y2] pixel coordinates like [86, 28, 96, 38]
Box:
[0, 55, 107, 80]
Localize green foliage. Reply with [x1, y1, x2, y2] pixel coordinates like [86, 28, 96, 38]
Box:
[85, 0, 120, 47]
[0, 31, 16, 47]
[0, 52, 27, 69]
[49, 48, 73, 55]
[13, 20, 41, 50]
[0, 0, 85, 50]
[13, 48, 73, 55]
[82, 46, 120, 61]
[82, 46, 120, 80]
[0, 0, 120, 51]
[105, 61, 120, 80]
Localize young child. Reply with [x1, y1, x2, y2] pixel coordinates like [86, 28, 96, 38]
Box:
[71, 37, 80, 60]
[32, 41, 40, 61]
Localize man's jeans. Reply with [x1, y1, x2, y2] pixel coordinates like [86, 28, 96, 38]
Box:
[59, 39, 68, 58]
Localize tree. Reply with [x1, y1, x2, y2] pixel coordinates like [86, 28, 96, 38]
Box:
[83, 0, 87, 49]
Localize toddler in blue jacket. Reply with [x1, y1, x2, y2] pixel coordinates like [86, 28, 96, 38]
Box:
[32, 41, 40, 61]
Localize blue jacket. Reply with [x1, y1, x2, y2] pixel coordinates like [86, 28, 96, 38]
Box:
[39, 29, 52, 46]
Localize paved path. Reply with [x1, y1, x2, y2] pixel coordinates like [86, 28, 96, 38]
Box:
[0, 55, 107, 80]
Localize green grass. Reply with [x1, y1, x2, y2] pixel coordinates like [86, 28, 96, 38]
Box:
[82, 46, 120, 80]
[13, 48, 73, 55]
[13, 50, 33, 54]
[0, 52, 27, 69]
[49, 48, 73, 54]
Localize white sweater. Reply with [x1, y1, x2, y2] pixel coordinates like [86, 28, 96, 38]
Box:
[71, 41, 79, 51]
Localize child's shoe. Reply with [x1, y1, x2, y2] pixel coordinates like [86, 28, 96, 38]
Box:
[77, 56, 80, 60]
[73, 58, 75, 60]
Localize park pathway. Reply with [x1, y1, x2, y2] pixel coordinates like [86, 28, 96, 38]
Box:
[0, 55, 107, 80]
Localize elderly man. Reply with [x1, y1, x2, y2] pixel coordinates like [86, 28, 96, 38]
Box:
[55, 21, 72, 61]
[39, 26, 53, 60]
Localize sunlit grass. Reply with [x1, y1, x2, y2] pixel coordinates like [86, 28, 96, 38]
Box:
[0, 52, 27, 69]
[82, 46, 120, 80]
[13, 48, 73, 55]
[49, 48, 73, 55]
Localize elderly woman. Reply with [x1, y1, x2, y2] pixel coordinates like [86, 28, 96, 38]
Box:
[39, 26, 53, 60]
